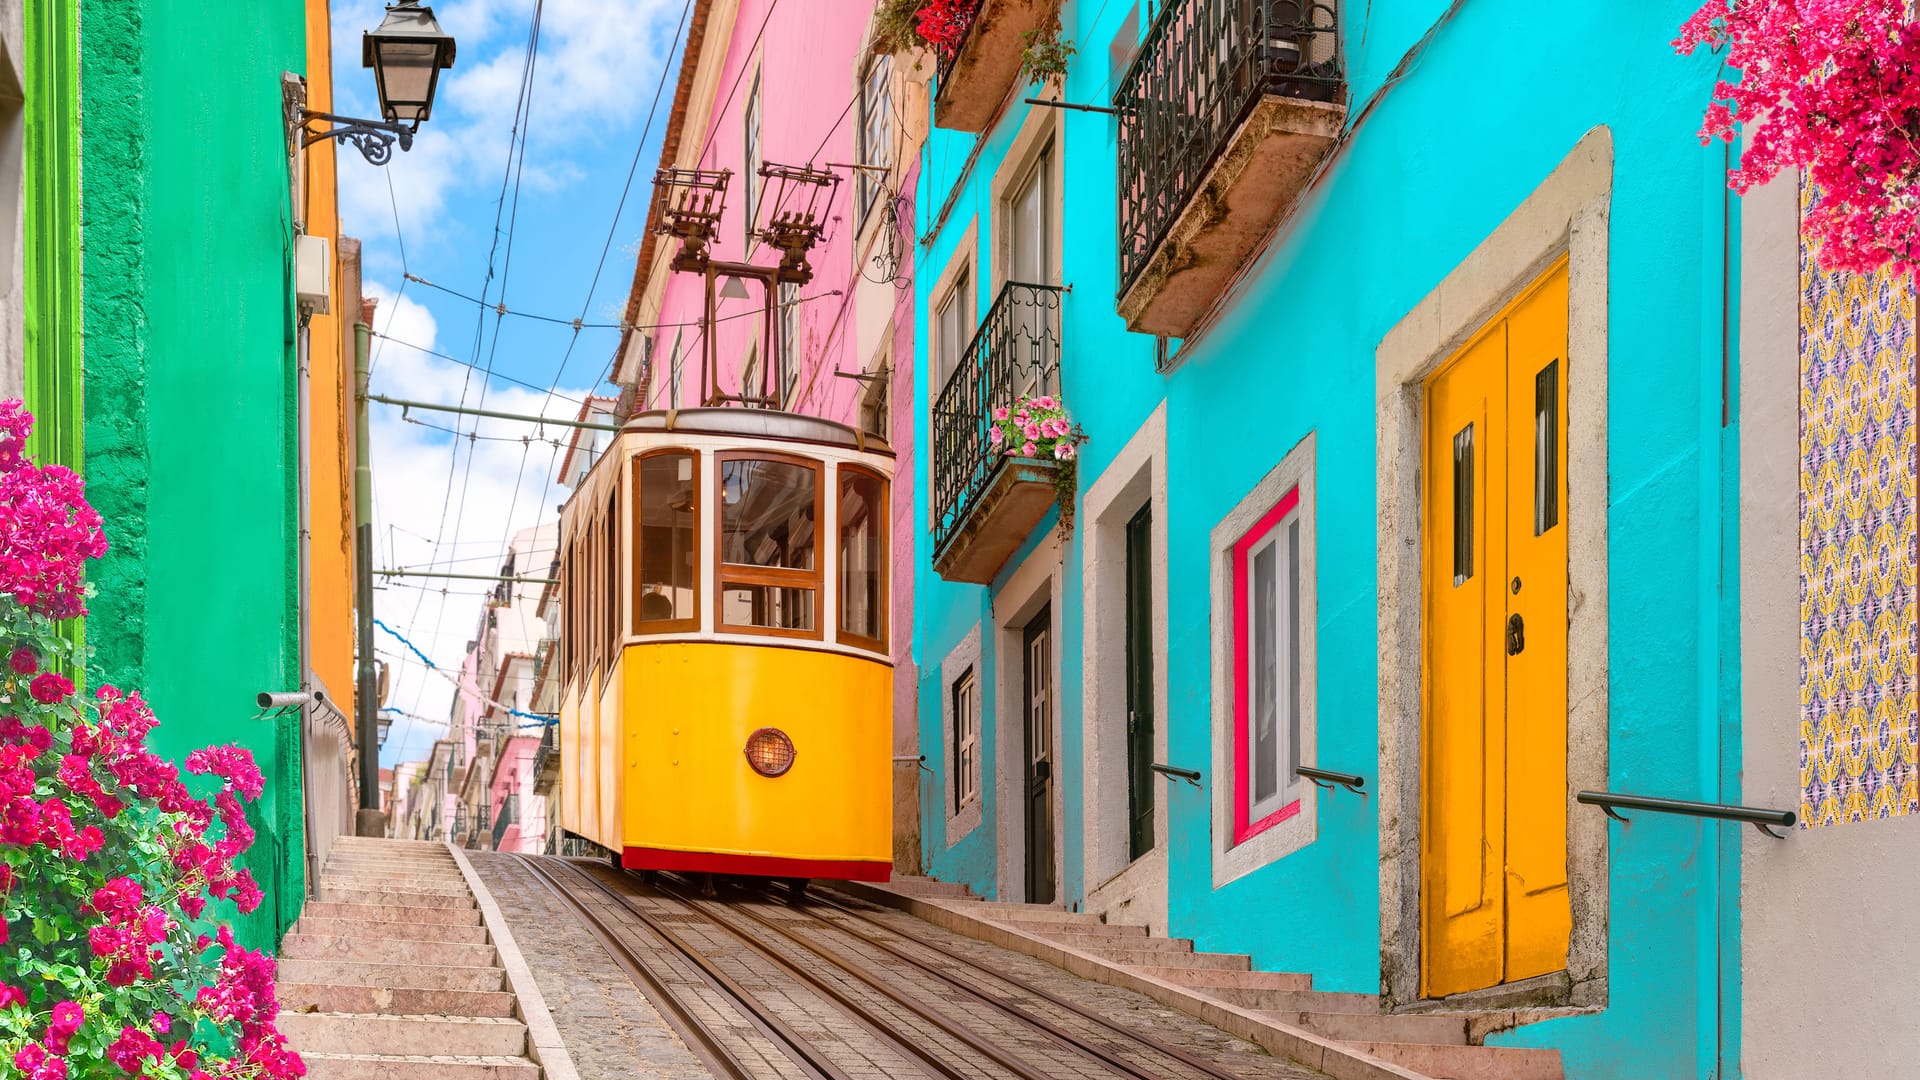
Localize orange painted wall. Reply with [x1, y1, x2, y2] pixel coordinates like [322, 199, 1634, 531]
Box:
[305, 0, 356, 728]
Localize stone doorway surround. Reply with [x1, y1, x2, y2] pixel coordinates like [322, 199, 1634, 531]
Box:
[992, 532, 1067, 904]
[1374, 126, 1613, 1011]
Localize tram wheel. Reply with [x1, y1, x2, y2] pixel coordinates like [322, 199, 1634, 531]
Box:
[786, 878, 809, 906]
[607, 848, 622, 872]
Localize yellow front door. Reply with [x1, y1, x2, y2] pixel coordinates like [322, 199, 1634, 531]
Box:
[1421, 259, 1571, 998]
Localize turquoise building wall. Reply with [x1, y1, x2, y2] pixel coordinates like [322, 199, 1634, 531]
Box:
[910, 2, 1742, 1076]
[79, 0, 310, 948]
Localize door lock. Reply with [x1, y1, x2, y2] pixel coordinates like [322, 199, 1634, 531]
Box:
[1506, 613, 1525, 656]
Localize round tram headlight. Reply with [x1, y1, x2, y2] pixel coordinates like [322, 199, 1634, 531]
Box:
[744, 727, 796, 778]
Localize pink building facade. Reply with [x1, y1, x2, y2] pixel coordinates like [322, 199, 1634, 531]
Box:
[607, 0, 930, 869]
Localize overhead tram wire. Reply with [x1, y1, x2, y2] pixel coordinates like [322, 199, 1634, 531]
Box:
[395, 0, 548, 719]
[370, 330, 589, 404]
[695, 0, 780, 167]
[483, 0, 695, 587]
[368, 167, 414, 379]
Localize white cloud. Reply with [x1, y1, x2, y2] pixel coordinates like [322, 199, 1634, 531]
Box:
[365, 281, 591, 768]
[336, 0, 684, 254]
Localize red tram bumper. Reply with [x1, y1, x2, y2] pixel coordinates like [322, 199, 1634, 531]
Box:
[621, 846, 892, 882]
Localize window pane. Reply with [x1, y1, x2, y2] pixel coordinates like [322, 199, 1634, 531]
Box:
[634, 453, 697, 628]
[720, 459, 816, 569]
[1251, 539, 1278, 805]
[1535, 360, 1559, 535]
[839, 470, 886, 643]
[1452, 422, 1474, 586]
[721, 584, 814, 630]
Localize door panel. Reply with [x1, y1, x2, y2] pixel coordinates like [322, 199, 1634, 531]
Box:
[1421, 259, 1571, 998]
[1501, 265, 1571, 982]
[1126, 506, 1156, 861]
[1024, 607, 1056, 905]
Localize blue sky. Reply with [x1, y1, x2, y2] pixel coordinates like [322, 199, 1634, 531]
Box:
[327, 0, 689, 768]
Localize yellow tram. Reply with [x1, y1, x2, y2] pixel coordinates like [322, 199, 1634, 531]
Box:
[556, 408, 894, 882]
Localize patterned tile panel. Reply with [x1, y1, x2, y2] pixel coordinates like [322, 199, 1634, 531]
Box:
[1799, 184, 1920, 826]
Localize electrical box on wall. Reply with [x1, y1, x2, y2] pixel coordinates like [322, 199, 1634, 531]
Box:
[295, 233, 332, 314]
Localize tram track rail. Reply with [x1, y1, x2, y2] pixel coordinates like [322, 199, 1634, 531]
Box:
[523, 853, 1291, 1080]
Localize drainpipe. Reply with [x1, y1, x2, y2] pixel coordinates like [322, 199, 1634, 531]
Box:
[353, 312, 385, 835]
[296, 318, 321, 891]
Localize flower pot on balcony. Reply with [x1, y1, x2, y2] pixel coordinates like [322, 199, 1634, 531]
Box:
[933, 0, 1063, 132]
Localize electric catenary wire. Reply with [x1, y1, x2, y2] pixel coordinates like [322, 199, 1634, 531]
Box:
[374, 618, 557, 728]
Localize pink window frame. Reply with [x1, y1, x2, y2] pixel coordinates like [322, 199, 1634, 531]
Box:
[1232, 484, 1302, 845]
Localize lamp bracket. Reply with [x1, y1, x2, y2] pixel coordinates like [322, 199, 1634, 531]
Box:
[301, 109, 415, 166]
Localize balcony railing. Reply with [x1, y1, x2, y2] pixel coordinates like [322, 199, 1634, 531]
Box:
[533, 724, 559, 793]
[493, 793, 519, 849]
[931, 281, 1063, 581]
[1115, 0, 1341, 325]
[932, 0, 988, 89]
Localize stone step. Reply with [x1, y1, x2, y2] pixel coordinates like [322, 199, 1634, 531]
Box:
[1042, 929, 1192, 952]
[281, 933, 499, 968]
[317, 888, 476, 910]
[303, 901, 483, 926]
[323, 863, 464, 875]
[1192, 985, 1378, 1013]
[319, 878, 474, 896]
[331, 839, 451, 852]
[1012, 919, 1149, 937]
[976, 905, 1106, 925]
[295, 917, 492, 945]
[278, 1012, 528, 1058]
[888, 877, 971, 898]
[277, 959, 506, 993]
[1355, 1042, 1564, 1080]
[1075, 946, 1249, 970]
[300, 1052, 539, 1079]
[1135, 966, 1313, 991]
[1264, 1008, 1469, 1046]
[278, 983, 518, 1018]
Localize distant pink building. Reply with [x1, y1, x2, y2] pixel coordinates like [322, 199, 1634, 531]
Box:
[604, 0, 930, 868]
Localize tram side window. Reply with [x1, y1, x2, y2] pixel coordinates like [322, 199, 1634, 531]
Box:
[634, 452, 698, 631]
[603, 491, 619, 664]
[839, 467, 887, 650]
[718, 456, 819, 634]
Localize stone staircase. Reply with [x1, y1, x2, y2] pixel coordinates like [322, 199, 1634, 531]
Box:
[870, 876, 1563, 1080]
[277, 838, 542, 1079]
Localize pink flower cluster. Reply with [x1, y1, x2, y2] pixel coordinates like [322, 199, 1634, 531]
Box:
[915, 0, 976, 54]
[1679, 0, 1920, 275]
[87, 877, 171, 987]
[0, 401, 107, 619]
[988, 394, 1082, 461]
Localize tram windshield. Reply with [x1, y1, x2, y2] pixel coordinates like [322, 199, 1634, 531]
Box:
[634, 452, 698, 631]
[719, 456, 820, 633]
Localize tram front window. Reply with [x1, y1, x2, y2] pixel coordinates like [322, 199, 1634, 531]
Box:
[719, 456, 819, 633]
[839, 468, 887, 649]
[634, 451, 698, 631]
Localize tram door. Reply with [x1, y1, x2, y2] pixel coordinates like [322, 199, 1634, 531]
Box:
[1023, 606, 1056, 904]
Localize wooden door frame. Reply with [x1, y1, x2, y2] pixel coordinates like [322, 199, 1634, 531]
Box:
[992, 533, 1065, 904]
[1022, 604, 1057, 905]
[1375, 127, 1613, 1011]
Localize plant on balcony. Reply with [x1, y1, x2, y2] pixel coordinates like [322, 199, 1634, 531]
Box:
[0, 401, 305, 1080]
[1678, 0, 1920, 275]
[1018, 13, 1075, 87]
[989, 394, 1087, 538]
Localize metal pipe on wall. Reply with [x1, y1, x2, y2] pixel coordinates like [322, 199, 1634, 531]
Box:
[353, 311, 384, 831]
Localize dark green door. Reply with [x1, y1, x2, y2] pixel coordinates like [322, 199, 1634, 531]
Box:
[1023, 606, 1055, 905]
[1125, 505, 1155, 861]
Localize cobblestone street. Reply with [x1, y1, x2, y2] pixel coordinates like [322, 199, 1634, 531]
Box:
[469, 854, 1331, 1080]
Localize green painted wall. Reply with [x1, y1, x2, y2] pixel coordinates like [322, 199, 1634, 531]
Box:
[79, 0, 308, 948]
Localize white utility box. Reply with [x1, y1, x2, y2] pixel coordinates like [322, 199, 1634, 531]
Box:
[295, 233, 332, 315]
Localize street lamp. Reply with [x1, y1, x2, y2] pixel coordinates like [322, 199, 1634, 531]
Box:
[300, 1, 456, 166]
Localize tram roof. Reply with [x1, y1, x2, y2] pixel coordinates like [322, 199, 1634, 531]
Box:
[620, 408, 893, 456]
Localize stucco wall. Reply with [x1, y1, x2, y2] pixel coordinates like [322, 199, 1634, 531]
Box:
[912, 1, 1740, 1075]
[1737, 166, 1920, 1078]
[80, 0, 308, 947]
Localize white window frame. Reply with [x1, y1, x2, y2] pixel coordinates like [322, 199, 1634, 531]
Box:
[668, 329, 684, 409]
[954, 668, 980, 807]
[743, 71, 762, 253]
[1243, 512, 1303, 824]
[1210, 433, 1318, 889]
[941, 624, 984, 847]
[856, 54, 893, 222]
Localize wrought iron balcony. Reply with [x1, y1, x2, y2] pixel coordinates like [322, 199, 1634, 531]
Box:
[1115, 0, 1344, 337]
[492, 792, 519, 850]
[931, 281, 1063, 584]
[533, 724, 560, 794]
[932, 0, 1063, 132]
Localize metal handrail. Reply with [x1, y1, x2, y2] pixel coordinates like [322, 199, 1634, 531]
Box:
[1295, 765, 1364, 794]
[1114, 0, 1342, 299]
[930, 281, 1064, 557]
[1149, 762, 1202, 787]
[1576, 790, 1796, 839]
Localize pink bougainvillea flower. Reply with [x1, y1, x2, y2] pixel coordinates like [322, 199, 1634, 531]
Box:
[988, 426, 1004, 445]
[992, 406, 1010, 421]
[1056, 442, 1077, 461]
[1021, 441, 1038, 457]
[29, 671, 73, 704]
[0, 983, 25, 1008]
[9, 646, 36, 675]
[46, 1000, 85, 1053]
